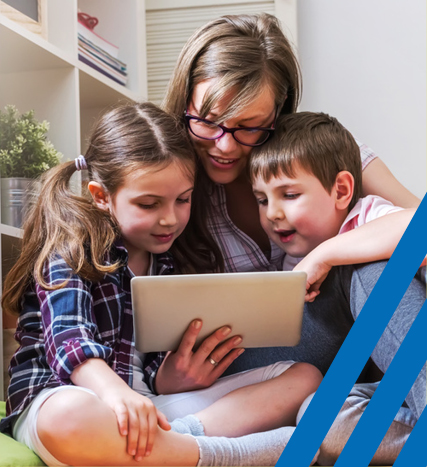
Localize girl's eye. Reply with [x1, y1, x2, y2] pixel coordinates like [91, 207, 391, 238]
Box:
[138, 203, 156, 209]
[177, 197, 191, 204]
[256, 198, 268, 206]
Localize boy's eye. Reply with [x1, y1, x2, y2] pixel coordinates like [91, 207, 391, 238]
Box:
[256, 198, 268, 206]
[283, 193, 300, 200]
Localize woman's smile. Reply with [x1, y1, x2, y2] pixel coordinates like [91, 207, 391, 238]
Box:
[188, 79, 276, 185]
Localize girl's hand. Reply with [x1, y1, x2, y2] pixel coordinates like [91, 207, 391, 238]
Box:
[71, 358, 170, 461]
[294, 250, 332, 302]
[155, 320, 245, 394]
[100, 385, 170, 460]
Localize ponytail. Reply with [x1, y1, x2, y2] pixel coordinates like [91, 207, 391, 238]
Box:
[2, 101, 224, 316]
[2, 161, 120, 316]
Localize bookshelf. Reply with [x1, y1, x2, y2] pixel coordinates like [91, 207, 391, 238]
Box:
[0, 0, 147, 398]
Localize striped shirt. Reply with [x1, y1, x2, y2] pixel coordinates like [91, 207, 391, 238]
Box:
[208, 140, 377, 273]
[0, 242, 172, 434]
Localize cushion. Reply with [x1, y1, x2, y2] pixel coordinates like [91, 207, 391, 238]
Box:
[0, 401, 46, 466]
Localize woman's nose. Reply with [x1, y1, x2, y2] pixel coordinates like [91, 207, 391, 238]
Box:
[214, 131, 239, 154]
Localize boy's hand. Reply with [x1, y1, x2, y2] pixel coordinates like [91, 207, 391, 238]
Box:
[155, 320, 244, 394]
[100, 385, 170, 461]
[294, 252, 332, 302]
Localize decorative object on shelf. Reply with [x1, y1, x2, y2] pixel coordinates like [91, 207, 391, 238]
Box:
[0, 105, 61, 228]
[77, 11, 128, 86]
[0, 0, 47, 38]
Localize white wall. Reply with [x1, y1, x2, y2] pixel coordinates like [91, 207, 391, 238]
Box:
[297, 0, 426, 200]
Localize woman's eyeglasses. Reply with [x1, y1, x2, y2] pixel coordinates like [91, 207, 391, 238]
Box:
[184, 111, 276, 147]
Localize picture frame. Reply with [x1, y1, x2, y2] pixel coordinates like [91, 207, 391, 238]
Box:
[0, 0, 47, 39]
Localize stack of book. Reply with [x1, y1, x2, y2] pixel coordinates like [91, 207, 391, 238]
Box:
[77, 17, 128, 86]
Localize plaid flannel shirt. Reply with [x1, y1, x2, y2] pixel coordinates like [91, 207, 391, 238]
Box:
[208, 140, 376, 273]
[0, 241, 172, 434]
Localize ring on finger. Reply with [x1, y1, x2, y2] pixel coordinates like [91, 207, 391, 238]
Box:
[208, 357, 218, 367]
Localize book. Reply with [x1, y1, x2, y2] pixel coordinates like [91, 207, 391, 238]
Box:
[78, 47, 127, 85]
[77, 20, 119, 59]
[78, 36, 127, 72]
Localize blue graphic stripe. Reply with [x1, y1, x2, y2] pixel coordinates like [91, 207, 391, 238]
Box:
[394, 408, 427, 467]
[277, 195, 427, 467]
[335, 300, 427, 466]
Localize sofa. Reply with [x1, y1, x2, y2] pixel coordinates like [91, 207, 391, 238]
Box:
[0, 401, 45, 466]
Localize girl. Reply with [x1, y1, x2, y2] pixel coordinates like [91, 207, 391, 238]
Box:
[0, 102, 321, 466]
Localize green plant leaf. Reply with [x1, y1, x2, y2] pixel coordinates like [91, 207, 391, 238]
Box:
[0, 105, 62, 178]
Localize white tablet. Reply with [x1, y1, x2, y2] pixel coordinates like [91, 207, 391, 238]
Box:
[131, 271, 306, 353]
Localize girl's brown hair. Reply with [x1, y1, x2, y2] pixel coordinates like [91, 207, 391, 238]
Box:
[162, 13, 301, 122]
[2, 102, 223, 316]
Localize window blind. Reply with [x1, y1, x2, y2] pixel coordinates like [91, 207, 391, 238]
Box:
[146, 1, 275, 104]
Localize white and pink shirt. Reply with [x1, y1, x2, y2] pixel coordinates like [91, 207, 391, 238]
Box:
[282, 195, 403, 271]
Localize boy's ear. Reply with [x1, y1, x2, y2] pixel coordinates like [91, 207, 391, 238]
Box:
[88, 181, 110, 211]
[333, 171, 354, 211]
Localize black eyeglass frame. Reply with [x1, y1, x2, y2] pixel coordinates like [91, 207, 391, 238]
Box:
[184, 109, 277, 147]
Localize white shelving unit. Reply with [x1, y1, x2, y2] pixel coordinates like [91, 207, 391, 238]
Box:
[0, 0, 147, 398]
[0, 0, 298, 400]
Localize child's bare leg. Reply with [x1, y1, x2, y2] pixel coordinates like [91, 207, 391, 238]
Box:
[37, 386, 319, 467]
[196, 362, 322, 437]
[37, 389, 199, 466]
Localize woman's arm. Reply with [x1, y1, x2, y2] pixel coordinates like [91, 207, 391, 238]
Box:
[295, 208, 422, 301]
[362, 158, 421, 208]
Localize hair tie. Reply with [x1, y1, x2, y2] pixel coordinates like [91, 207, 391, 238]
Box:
[75, 155, 88, 171]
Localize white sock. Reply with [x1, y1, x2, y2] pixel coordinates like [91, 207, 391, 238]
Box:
[170, 414, 205, 436]
[195, 426, 318, 466]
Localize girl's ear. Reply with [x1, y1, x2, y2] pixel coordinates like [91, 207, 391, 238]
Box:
[334, 171, 354, 211]
[88, 181, 110, 211]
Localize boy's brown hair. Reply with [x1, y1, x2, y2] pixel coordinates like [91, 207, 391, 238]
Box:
[249, 111, 363, 210]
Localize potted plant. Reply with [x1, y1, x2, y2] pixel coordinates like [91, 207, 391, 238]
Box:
[0, 105, 62, 227]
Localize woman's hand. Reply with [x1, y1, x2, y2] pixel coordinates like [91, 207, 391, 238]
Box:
[294, 249, 332, 302]
[155, 319, 245, 394]
[100, 385, 170, 461]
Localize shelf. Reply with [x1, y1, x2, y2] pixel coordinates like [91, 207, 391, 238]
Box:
[78, 65, 138, 107]
[0, 0, 146, 399]
[78, 0, 147, 98]
[0, 224, 23, 239]
[0, 16, 76, 73]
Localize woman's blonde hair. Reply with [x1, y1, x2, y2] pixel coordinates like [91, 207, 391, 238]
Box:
[163, 13, 301, 121]
[2, 102, 223, 316]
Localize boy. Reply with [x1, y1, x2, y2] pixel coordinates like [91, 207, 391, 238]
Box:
[250, 111, 417, 301]
[249, 112, 423, 464]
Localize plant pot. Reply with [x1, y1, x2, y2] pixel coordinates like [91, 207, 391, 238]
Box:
[1, 177, 33, 228]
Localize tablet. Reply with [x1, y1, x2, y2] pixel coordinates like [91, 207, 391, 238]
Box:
[131, 271, 306, 353]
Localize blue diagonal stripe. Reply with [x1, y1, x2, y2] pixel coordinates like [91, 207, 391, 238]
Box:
[335, 300, 427, 466]
[393, 408, 427, 467]
[277, 194, 427, 467]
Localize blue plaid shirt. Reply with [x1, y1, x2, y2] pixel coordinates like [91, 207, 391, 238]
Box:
[0, 241, 172, 434]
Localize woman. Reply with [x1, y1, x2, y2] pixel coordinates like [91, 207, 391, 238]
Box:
[158, 10, 421, 379]
[156, 13, 424, 464]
